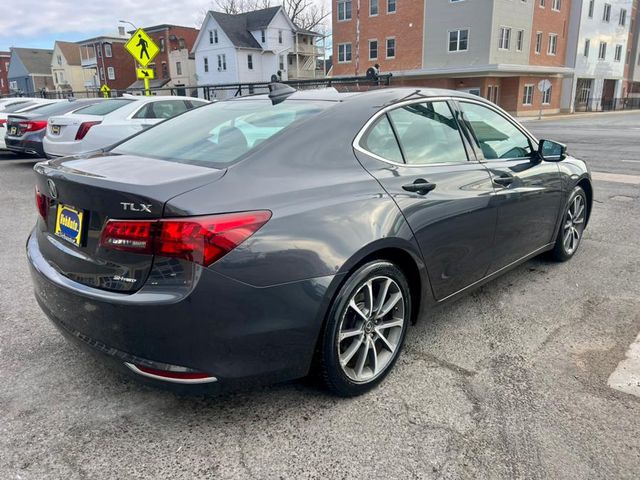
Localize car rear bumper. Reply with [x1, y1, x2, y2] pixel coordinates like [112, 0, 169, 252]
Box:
[42, 137, 83, 158]
[27, 231, 340, 389]
[6, 137, 45, 157]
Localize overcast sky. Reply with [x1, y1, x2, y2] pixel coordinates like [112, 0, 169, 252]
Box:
[0, 0, 330, 52]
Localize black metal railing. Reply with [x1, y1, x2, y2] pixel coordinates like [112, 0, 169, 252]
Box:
[0, 74, 393, 101]
[574, 96, 640, 112]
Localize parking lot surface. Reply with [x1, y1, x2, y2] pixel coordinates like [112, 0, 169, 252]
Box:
[1, 111, 639, 479]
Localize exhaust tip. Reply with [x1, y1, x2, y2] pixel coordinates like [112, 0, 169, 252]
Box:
[124, 362, 218, 384]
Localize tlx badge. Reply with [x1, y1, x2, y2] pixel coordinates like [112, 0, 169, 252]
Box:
[120, 202, 152, 213]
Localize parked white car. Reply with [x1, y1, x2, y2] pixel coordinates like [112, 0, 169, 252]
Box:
[0, 99, 61, 150]
[42, 96, 209, 158]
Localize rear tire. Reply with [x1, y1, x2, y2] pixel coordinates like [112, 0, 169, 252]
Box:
[550, 186, 587, 262]
[319, 261, 411, 397]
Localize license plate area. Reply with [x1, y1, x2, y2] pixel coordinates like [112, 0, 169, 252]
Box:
[55, 204, 84, 247]
[9, 126, 17, 136]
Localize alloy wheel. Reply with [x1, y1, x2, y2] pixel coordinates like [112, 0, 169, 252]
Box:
[562, 193, 586, 255]
[336, 276, 405, 383]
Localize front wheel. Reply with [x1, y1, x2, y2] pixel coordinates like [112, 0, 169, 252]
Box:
[319, 261, 411, 397]
[550, 186, 587, 262]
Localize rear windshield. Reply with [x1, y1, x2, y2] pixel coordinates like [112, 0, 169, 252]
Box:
[22, 100, 99, 116]
[112, 99, 332, 167]
[72, 99, 134, 116]
[2, 101, 37, 113]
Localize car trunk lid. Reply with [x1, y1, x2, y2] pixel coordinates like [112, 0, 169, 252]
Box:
[33, 153, 225, 292]
[47, 113, 101, 142]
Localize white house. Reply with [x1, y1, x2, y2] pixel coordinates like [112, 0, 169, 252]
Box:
[192, 6, 323, 97]
[561, 0, 634, 112]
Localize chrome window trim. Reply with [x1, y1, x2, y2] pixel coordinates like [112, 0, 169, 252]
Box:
[353, 96, 476, 167]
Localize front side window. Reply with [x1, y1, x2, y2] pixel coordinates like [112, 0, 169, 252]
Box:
[460, 102, 532, 160]
[133, 100, 189, 119]
[360, 115, 403, 163]
[449, 29, 469, 52]
[385, 101, 468, 165]
[113, 100, 332, 167]
[338, 0, 352, 20]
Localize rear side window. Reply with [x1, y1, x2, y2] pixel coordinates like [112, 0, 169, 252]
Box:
[132, 100, 189, 119]
[113, 99, 332, 167]
[72, 99, 133, 116]
[387, 101, 468, 165]
[361, 115, 403, 163]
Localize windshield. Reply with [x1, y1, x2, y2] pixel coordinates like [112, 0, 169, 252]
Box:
[113, 99, 333, 167]
[72, 99, 134, 116]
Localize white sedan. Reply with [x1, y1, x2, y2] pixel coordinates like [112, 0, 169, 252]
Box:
[0, 99, 61, 150]
[43, 95, 209, 158]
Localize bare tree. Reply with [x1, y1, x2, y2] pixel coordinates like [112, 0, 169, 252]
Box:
[200, 0, 329, 31]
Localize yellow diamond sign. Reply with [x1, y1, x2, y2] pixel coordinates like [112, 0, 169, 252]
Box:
[125, 28, 159, 67]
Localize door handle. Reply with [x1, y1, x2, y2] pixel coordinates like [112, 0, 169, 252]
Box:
[492, 174, 514, 187]
[402, 179, 437, 195]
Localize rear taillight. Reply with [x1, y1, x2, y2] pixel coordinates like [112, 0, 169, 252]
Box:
[35, 188, 48, 221]
[18, 120, 48, 132]
[75, 121, 101, 140]
[99, 211, 271, 266]
[0, 119, 6, 127]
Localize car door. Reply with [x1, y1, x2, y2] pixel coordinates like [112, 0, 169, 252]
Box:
[354, 99, 497, 301]
[455, 100, 563, 271]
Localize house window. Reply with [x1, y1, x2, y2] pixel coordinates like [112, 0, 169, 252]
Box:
[279, 54, 285, 71]
[498, 27, 511, 50]
[388, 0, 396, 13]
[218, 54, 227, 71]
[584, 39, 590, 57]
[614, 44, 622, 62]
[542, 85, 552, 104]
[338, 43, 352, 62]
[161, 62, 168, 78]
[598, 42, 607, 60]
[278, 30, 283, 44]
[386, 37, 396, 58]
[370, 0, 378, 16]
[214, 30, 218, 43]
[487, 85, 500, 103]
[261, 30, 266, 42]
[552, 0, 560, 11]
[535, 32, 542, 54]
[369, 40, 378, 60]
[104, 43, 112, 58]
[176, 61, 182, 75]
[57, 55, 62, 65]
[619, 9, 627, 26]
[247, 54, 253, 69]
[539, 0, 545, 6]
[160, 38, 165, 52]
[99, 67, 104, 80]
[338, 0, 352, 21]
[548, 34, 557, 55]
[588, 0, 594, 18]
[97, 44, 102, 57]
[179, 38, 186, 49]
[516, 30, 524, 51]
[603, 4, 611, 22]
[448, 29, 469, 52]
[209, 30, 214, 44]
[59, 71, 64, 82]
[523, 85, 534, 105]
[204, 57, 209, 72]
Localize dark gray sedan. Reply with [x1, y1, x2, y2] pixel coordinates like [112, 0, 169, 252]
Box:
[27, 87, 592, 396]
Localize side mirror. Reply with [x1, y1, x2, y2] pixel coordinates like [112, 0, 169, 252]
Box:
[538, 139, 567, 162]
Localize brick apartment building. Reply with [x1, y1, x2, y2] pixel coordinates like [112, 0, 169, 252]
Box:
[127, 24, 199, 91]
[331, 0, 573, 116]
[0, 51, 10, 95]
[77, 33, 137, 91]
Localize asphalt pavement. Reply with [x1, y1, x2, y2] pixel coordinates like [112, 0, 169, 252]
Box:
[0, 111, 639, 479]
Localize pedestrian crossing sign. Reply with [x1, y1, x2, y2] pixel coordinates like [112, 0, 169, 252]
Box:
[125, 28, 159, 67]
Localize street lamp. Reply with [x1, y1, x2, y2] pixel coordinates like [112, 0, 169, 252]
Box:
[118, 20, 138, 33]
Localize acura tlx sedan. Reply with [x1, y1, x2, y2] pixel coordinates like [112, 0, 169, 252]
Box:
[27, 86, 592, 396]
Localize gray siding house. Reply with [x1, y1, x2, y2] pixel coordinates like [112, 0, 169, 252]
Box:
[7, 48, 54, 94]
